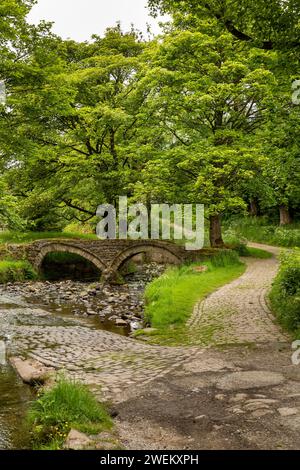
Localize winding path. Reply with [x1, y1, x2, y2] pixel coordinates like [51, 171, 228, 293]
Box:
[2, 243, 288, 401]
[188, 243, 287, 344]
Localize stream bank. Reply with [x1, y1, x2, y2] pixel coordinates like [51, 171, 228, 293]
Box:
[0, 262, 165, 449]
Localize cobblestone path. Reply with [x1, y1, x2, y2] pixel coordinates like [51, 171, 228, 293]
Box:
[1, 244, 288, 401]
[188, 243, 288, 344]
[1, 303, 195, 399]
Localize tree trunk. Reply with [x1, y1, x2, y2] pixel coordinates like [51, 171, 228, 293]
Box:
[249, 199, 259, 217]
[209, 215, 225, 248]
[279, 205, 292, 225]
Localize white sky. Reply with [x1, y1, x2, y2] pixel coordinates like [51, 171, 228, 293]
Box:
[27, 0, 167, 41]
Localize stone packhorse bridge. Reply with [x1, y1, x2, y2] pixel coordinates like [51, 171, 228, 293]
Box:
[14, 239, 208, 282]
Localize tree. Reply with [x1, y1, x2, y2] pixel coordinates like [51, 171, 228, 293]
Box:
[2, 26, 153, 228]
[148, 0, 300, 51]
[0, 0, 45, 229]
[259, 100, 300, 225]
[136, 19, 276, 246]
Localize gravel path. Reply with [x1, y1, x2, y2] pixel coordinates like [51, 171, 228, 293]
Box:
[188, 243, 288, 344]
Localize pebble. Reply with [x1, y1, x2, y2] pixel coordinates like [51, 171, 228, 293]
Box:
[229, 393, 248, 403]
[194, 415, 206, 421]
[252, 409, 274, 418]
[278, 408, 299, 417]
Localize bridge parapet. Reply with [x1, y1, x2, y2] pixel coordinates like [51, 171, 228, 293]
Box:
[7, 238, 215, 282]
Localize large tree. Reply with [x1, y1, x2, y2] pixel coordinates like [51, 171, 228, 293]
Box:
[149, 0, 300, 51]
[2, 26, 154, 228]
[0, 0, 44, 228]
[136, 18, 276, 246]
[259, 97, 300, 225]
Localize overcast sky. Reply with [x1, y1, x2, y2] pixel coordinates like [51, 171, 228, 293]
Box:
[27, 0, 167, 41]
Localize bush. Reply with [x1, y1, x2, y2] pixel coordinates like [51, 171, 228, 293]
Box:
[224, 229, 249, 254]
[28, 377, 112, 449]
[0, 260, 38, 283]
[270, 251, 300, 332]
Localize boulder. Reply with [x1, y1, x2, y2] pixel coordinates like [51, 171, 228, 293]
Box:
[216, 371, 285, 391]
[10, 357, 52, 385]
[64, 429, 92, 450]
[278, 408, 299, 417]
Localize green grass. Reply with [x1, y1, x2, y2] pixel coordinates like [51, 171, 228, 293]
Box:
[139, 250, 245, 345]
[0, 231, 97, 244]
[27, 377, 113, 450]
[244, 247, 273, 259]
[270, 249, 300, 337]
[0, 260, 38, 283]
[225, 217, 300, 248]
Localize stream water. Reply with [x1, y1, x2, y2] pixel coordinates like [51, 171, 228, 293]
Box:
[0, 265, 163, 449]
[0, 364, 33, 449]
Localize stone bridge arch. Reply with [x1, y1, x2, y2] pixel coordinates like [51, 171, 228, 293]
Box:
[105, 243, 182, 281]
[32, 242, 107, 274]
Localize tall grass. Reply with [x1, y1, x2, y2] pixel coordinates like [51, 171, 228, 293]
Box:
[28, 377, 112, 450]
[0, 260, 38, 283]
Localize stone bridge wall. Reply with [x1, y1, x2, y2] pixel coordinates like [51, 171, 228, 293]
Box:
[7, 239, 216, 282]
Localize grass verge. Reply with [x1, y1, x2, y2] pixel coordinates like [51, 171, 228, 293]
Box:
[244, 247, 273, 259]
[136, 250, 245, 346]
[27, 377, 113, 450]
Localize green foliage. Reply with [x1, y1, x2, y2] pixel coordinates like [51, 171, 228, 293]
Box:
[270, 251, 300, 333]
[0, 2, 299, 244]
[144, 256, 244, 329]
[0, 260, 37, 283]
[134, 17, 281, 246]
[245, 247, 273, 259]
[0, 180, 25, 230]
[223, 229, 272, 257]
[2, 25, 149, 226]
[226, 217, 300, 247]
[148, 0, 300, 51]
[27, 377, 113, 449]
[210, 249, 241, 268]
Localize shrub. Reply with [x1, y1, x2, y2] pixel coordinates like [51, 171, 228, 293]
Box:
[270, 251, 300, 332]
[0, 260, 38, 283]
[210, 249, 242, 268]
